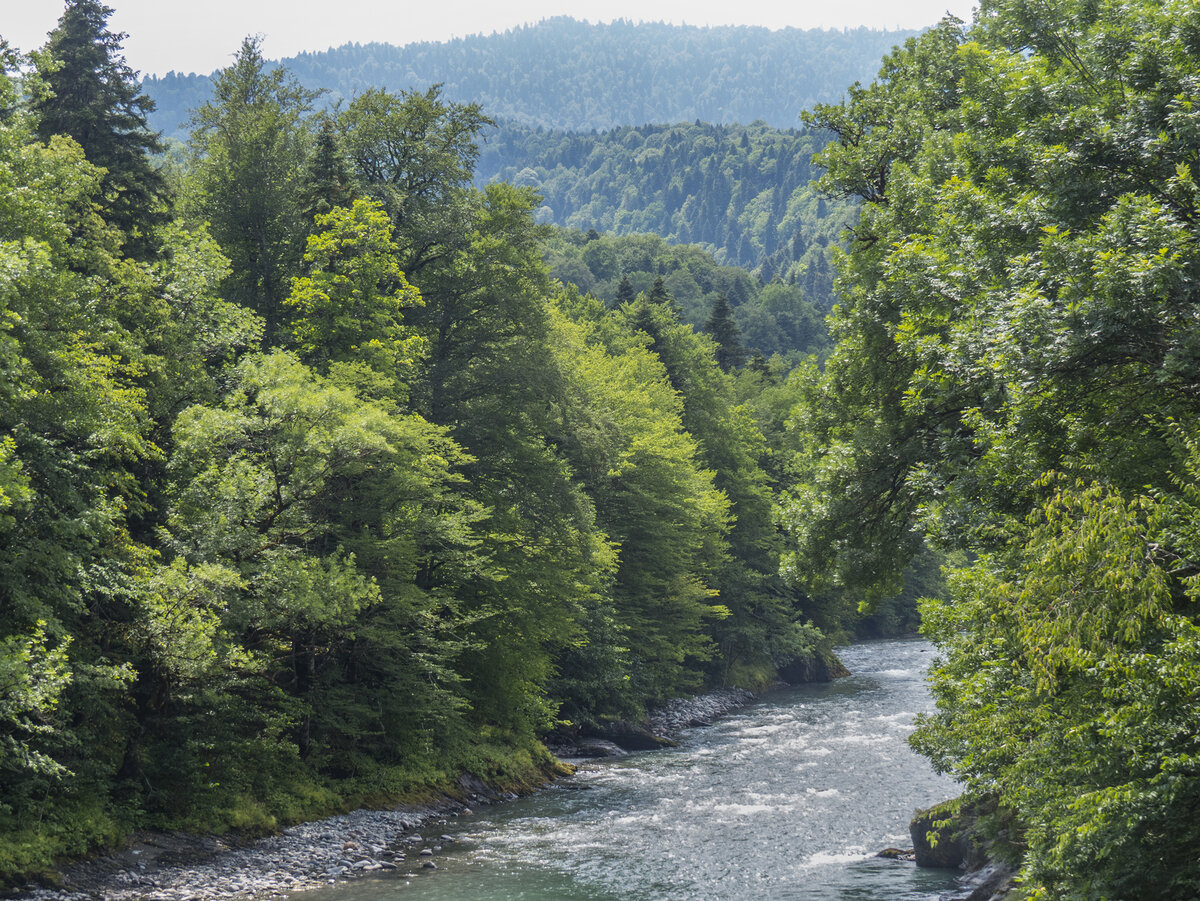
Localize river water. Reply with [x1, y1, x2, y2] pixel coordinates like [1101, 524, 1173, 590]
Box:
[308, 637, 962, 900]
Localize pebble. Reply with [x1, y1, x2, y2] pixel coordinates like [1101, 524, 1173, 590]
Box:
[12, 692, 747, 901]
[13, 806, 452, 901]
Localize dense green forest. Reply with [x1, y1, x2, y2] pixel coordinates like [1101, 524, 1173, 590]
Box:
[143, 23, 879, 305]
[6, 0, 1200, 897]
[541, 229, 831, 363]
[0, 4, 857, 884]
[477, 121, 852, 288]
[789, 0, 1200, 896]
[142, 19, 916, 137]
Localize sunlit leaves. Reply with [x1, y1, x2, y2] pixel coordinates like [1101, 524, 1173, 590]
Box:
[286, 197, 424, 396]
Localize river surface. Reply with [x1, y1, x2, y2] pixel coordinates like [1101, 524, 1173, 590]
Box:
[308, 638, 961, 900]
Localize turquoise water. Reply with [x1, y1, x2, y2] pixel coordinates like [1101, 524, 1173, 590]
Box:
[307, 638, 962, 900]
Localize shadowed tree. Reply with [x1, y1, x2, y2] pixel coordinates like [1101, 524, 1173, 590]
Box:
[704, 292, 746, 371]
[33, 0, 169, 255]
[184, 35, 319, 336]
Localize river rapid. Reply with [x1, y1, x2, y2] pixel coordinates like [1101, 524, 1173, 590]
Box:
[306, 637, 962, 901]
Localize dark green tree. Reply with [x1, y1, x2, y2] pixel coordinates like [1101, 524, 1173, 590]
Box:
[647, 275, 671, 305]
[614, 273, 635, 307]
[296, 116, 357, 229]
[704, 293, 746, 371]
[184, 36, 319, 335]
[337, 85, 491, 277]
[32, 0, 168, 254]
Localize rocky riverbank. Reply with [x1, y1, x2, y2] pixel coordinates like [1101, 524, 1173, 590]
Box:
[10, 804, 477, 901]
[546, 687, 758, 758]
[8, 687, 767, 901]
[908, 798, 1019, 901]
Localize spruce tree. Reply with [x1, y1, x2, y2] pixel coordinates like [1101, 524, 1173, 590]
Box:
[33, 0, 168, 254]
[296, 117, 357, 230]
[647, 275, 681, 317]
[614, 274, 635, 307]
[705, 293, 746, 371]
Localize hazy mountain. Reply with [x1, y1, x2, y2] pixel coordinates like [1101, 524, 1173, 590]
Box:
[143, 18, 915, 137]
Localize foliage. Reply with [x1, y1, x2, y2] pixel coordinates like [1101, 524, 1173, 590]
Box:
[542, 228, 831, 364]
[0, 18, 859, 883]
[285, 197, 424, 395]
[182, 35, 320, 334]
[32, 0, 168, 254]
[477, 120, 853, 290]
[787, 0, 1200, 894]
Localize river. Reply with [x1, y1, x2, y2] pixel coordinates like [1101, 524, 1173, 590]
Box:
[305, 637, 961, 900]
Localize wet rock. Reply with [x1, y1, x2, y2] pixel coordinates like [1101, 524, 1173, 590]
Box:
[457, 773, 501, 801]
[645, 688, 756, 733]
[778, 649, 850, 684]
[570, 738, 628, 758]
[960, 862, 1019, 900]
[911, 801, 967, 869]
[877, 847, 916, 861]
[422, 861, 437, 870]
[592, 720, 678, 752]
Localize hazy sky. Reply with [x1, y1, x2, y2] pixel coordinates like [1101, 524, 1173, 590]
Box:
[8, 0, 977, 77]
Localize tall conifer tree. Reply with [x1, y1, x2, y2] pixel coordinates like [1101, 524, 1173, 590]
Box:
[704, 293, 746, 371]
[33, 0, 168, 253]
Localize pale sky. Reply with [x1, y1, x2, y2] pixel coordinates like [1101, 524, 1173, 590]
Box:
[6, 0, 977, 77]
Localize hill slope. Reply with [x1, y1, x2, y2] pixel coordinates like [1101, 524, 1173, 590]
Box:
[143, 18, 914, 137]
[477, 120, 852, 293]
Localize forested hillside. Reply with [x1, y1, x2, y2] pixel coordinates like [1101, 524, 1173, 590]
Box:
[143, 19, 915, 137]
[542, 229, 830, 363]
[788, 1, 1200, 896]
[142, 24, 877, 312]
[8, 0, 1196, 897]
[478, 121, 852, 288]
[0, 7, 851, 884]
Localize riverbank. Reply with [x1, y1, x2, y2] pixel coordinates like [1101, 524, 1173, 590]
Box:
[8, 687, 765, 901]
[910, 798, 1020, 901]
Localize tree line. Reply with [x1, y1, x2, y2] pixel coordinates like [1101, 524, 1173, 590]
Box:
[142, 19, 916, 137]
[477, 120, 852, 293]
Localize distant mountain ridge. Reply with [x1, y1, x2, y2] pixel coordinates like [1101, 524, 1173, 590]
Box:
[143, 17, 915, 137]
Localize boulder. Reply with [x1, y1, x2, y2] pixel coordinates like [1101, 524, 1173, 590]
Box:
[596, 721, 678, 752]
[778, 649, 850, 684]
[572, 738, 628, 758]
[910, 801, 967, 869]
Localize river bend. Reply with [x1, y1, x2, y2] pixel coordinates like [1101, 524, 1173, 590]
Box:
[310, 637, 961, 900]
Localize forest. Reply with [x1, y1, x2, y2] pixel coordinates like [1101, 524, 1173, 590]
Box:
[476, 120, 852, 291]
[789, 1, 1200, 896]
[142, 19, 916, 136]
[3, 0, 1200, 897]
[0, 4, 863, 884]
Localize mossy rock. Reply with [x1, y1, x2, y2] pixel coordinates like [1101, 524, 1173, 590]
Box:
[910, 799, 967, 869]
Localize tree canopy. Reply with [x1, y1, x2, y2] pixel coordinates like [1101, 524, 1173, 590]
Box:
[786, 1, 1200, 894]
